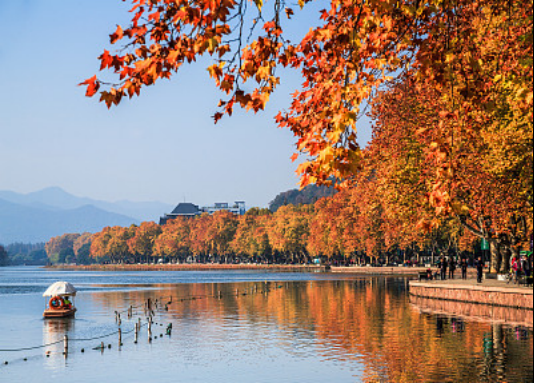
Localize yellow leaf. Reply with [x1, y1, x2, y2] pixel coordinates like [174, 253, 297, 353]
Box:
[254, 0, 263, 11]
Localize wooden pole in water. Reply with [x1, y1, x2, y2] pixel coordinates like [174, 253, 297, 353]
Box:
[134, 322, 139, 343]
[148, 317, 152, 341]
[63, 335, 68, 356]
[118, 327, 122, 347]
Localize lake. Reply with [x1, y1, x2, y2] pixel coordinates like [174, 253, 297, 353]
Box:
[0, 267, 532, 382]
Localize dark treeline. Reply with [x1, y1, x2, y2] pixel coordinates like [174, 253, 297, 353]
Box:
[269, 184, 337, 213]
[0, 242, 47, 266]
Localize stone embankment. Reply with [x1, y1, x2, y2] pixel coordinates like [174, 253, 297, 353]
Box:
[409, 279, 533, 310]
[410, 295, 533, 327]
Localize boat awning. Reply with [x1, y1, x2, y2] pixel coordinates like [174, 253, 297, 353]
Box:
[43, 281, 77, 297]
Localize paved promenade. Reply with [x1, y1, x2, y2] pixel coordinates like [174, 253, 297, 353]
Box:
[413, 277, 532, 291]
[331, 265, 479, 277]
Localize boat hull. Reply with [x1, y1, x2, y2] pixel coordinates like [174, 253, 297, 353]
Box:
[43, 307, 77, 318]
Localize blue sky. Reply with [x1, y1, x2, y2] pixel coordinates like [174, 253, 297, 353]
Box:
[0, 0, 372, 208]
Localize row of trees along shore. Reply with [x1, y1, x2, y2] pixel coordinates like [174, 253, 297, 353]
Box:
[45, 179, 528, 270]
[69, 0, 532, 272]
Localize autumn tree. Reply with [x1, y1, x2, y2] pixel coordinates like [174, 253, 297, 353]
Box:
[73, 232, 94, 265]
[189, 214, 212, 262]
[231, 208, 272, 262]
[205, 211, 238, 262]
[90, 226, 136, 263]
[46, 233, 81, 264]
[267, 204, 311, 263]
[308, 194, 344, 262]
[153, 217, 191, 262]
[78, 0, 525, 189]
[366, 59, 532, 272]
[128, 221, 162, 263]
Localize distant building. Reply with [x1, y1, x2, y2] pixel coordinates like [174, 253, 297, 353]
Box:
[203, 201, 246, 216]
[159, 203, 201, 225]
[160, 201, 246, 225]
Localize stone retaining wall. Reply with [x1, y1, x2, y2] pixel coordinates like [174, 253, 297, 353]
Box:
[410, 295, 533, 327]
[409, 281, 533, 310]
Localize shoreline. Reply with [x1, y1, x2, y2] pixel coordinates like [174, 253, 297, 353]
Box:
[45, 264, 329, 272]
[45, 264, 484, 278]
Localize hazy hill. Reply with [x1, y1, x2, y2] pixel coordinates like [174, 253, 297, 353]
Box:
[269, 184, 337, 212]
[0, 198, 139, 244]
[0, 187, 172, 222]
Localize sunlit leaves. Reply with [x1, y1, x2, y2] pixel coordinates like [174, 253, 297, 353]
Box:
[80, 0, 532, 234]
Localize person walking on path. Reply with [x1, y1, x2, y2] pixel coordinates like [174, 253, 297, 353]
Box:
[521, 255, 531, 278]
[475, 256, 484, 283]
[449, 258, 456, 279]
[440, 257, 448, 280]
[460, 259, 468, 280]
[512, 256, 522, 284]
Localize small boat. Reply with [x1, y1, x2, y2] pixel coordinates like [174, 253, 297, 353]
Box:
[43, 281, 77, 318]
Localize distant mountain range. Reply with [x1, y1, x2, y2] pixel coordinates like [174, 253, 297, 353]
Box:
[0, 187, 173, 245]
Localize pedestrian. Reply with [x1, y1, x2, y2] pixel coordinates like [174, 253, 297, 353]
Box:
[460, 258, 468, 280]
[521, 254, 531, 278]
[440, 257, 448, 280]
[511, 256, 522, 284]
[475, 256, 484, 283]
[449, 258, 456, 279]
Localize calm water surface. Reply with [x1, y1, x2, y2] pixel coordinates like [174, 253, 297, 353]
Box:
[0, 266, 532, 382]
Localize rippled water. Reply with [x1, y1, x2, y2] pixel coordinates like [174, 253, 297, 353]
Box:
[0, 267, 532, 382]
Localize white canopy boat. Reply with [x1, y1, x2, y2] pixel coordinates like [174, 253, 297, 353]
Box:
[42, 281, 77, 318]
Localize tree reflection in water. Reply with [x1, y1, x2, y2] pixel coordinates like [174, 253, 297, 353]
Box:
[83, 278, 532, 383]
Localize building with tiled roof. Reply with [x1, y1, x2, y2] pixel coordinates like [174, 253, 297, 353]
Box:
[159, 201, 245, 225]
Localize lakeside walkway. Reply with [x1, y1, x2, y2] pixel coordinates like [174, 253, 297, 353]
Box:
[409, 278, 533, 310]
[331, 265, 479, 277]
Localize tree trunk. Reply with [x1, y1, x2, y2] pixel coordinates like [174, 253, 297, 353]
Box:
[490, 240, 501, 274]
[500, 248, 519, 273]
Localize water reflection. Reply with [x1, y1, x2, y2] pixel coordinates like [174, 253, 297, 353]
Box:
[410, 294, 534, 328]
[73, 278, 533, 382]
[42, 317, 74, 370]
[43, 318, 74, 341]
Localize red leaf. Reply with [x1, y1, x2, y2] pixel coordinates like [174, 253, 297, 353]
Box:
[78, 75, 100, 97]
[110, 25, 124, 44]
